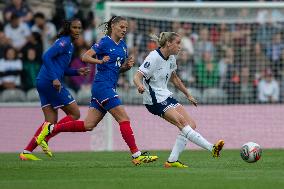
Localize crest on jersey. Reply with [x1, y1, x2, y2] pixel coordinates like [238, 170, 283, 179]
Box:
[170, 63, 175, 69]
[144, 62, 150, 68]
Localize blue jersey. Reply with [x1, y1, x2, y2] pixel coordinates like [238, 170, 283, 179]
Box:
[37, 36, 78, 82]
[91, 35, 128, 88]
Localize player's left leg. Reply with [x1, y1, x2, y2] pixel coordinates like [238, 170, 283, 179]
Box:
[20, 106, 58, 160]
[108, 103, 158, 165]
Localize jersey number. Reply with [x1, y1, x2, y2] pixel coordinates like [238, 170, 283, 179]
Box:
[116, 57, 122, 67]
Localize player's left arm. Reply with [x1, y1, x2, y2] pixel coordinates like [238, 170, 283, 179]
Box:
[170, 71, 197, 106]
[120, 56, 135, 73]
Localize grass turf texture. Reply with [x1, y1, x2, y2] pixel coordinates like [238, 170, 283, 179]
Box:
[0, 150, 283, 189]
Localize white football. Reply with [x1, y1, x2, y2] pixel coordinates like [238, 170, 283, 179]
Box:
[240, 142, 262, 163]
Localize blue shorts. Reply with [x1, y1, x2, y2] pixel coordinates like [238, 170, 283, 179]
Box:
[90, 84, 122, 114]
[145, 97, 180, 117]
[36, 79, 75, 109]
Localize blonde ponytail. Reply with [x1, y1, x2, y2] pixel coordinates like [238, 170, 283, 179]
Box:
[150, 32, 179, 47]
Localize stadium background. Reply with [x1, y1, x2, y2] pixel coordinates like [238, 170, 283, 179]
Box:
[0, 0, 284, 153]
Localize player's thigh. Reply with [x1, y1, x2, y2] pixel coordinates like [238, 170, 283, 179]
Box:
[84, 108, 105, 131]
[163, 107, 187, 130]
[108, 105, 129, 123]
[175, 104, 196, 129]
[61, 101, 80, 120]
[42, 105, 58, 124]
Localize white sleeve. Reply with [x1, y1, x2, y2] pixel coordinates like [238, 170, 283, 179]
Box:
[138, 53, 157, 80]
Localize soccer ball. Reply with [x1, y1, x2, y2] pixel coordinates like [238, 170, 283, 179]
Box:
[240, 142, 262, 163]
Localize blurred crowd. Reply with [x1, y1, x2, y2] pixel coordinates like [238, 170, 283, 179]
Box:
[0, 0, 97, 93]
[0, 0, 283, 104]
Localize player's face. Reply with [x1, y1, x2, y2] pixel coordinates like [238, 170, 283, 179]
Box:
[112, 20, 128, 39]
[70, 20, 82, 39]
[168, 36, 181, 55]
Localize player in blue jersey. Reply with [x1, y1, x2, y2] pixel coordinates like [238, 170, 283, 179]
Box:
[20, 18, 90, 161]
[35, 16, 158, 165]
[133, 32, 224, 168]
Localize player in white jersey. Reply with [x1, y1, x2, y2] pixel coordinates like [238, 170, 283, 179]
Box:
[134, 32, 224, 168]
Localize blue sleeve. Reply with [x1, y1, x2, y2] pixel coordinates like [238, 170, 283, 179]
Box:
[91, 39, 106, 55]
[64, 68, 79, 76]
[42, 38, 67, 80]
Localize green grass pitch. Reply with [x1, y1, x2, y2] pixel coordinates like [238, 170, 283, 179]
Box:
[0, 150, 283, 189]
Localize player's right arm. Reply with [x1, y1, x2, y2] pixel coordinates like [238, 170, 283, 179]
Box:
[81, 49, 109, 64]
[82, 39, 110, 64]
[43, 38, 68, 91]
[134, 53, 157, 94]
[133, 71, 145, 94]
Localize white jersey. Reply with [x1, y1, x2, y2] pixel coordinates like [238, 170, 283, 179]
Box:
[138, 49, 177, 105]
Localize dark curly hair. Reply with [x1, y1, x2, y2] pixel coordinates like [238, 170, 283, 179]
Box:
[57, 18, 81, 38]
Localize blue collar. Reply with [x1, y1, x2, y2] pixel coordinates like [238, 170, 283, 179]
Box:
[156, 48, 168, 60]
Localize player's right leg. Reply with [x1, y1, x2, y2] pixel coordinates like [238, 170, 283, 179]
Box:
[212, 140, 225, 158]
[163, 106, 224, 158]
[38, 102, 82, 156]
[174, 105, 224, 157]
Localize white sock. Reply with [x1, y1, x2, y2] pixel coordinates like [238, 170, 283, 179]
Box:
[132, 151, 142, 158]
[168, 133, 188, 162]
[23, 150, 31, 154]
[181, 125, 213, 151]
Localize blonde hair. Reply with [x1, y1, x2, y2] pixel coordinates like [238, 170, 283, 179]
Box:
[150, 32, 179, 47]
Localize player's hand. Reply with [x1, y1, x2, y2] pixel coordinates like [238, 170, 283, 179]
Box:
[137, 85, 145, 94]
[53, 79, 62, 92]
[101, 56, 110, 64]
[125, 56, 135, 69]
[186, 94, 197, 107]
[78, 67, 90, 76]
